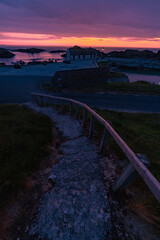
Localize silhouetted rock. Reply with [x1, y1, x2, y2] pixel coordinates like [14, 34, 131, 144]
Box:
[0, 48, 15, 58]
[155, 50, 160, 59]
[61, 53, 67, 57]
[107, 49, 156, 59]
[49, 50, 66, 53]
[12, 48, 45, 53]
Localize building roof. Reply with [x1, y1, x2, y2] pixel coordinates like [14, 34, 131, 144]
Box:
[69, 46, 97, 56]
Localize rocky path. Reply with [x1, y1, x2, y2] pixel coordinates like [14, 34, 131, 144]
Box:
[25, 103, 111, 240]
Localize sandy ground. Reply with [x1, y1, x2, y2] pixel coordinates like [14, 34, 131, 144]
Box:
[0, 60, 97, 76]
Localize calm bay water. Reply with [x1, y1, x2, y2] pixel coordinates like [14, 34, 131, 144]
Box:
[1, 46, 159, 65]
[0, 46, 67, 65]
[0, 46, 160, 87]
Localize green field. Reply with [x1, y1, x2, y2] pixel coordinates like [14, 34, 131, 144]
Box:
[0, 104, 52, 202]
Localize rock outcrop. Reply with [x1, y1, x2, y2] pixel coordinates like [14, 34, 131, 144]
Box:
[50, 50, 66, 53]
[107, 49, 156, 59]
[0, 48, 15, 58]
[12, 48, 45, 53]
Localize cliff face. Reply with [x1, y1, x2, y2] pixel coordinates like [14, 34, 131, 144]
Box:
[0, 48, 15, 58]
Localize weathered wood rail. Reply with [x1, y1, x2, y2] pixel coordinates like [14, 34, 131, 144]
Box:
[31, 92, 160, 202]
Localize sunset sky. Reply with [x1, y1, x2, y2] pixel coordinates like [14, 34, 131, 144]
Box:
[0, 0, 160, 48]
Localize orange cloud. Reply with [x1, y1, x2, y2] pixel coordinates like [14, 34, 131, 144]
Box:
[1, 32, 160, 48]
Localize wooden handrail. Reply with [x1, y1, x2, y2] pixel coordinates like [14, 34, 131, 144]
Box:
[31, 92, 160, 202]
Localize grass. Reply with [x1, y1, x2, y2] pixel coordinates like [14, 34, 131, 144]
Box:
[95, 110, 160, 181]
[69, 81, 160, 95]
[41, 80, 160, 95]
[0, 104, 53, 202]
[93, 109, 160, 227]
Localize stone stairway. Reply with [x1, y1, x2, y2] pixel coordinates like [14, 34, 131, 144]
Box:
[26, 103, 111, 240]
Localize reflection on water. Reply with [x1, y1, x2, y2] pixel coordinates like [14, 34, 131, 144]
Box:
[1, 46, 160, 85]
[0, 51, 64, 65]
[121, 70, 160, 85]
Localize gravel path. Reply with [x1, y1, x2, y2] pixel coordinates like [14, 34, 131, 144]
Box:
[25, 103, 111, 240]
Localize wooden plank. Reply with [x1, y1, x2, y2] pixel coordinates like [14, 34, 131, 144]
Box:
[30, 92, 160, 202]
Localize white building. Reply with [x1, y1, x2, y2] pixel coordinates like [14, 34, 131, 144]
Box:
[66, 46, 97, 61]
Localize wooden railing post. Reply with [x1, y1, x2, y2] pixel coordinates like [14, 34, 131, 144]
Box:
[47, 97, 50, 106]
[34, 95, 39, 105]
[100, 128, 108, 152]
[113, 154, 150, 192]
[70, 102, 72, 116]
[61, 100, 64, 113]
[76, 104, 79, 120]
[32, 94, 35, 103]
[82, 109, 87, 127]
[89, 115, 95, 138]
[100, 120, 112, 152]
[40, 96, 43, 107]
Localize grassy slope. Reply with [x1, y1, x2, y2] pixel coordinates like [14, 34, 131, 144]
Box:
[0, 104, 52, 202]
[95, 110, 160, 181]
[41, 81, 160, 95]
[94, 110, 160, 226]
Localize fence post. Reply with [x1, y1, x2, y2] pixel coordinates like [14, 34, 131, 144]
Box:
[76, 104, 79, 120]
[82, 109, 87, 127]
[61, 100, 64, 113]
[47, 97, 50, 106]
[34, 95, 39, 105]
[70, 102, 72, 116]
[31, 94, 35, 103]
[100, 120, 112, 152]
[89, 115, 95, 138]
[113, 153, 150, 192]
[40, 96, 43, 107]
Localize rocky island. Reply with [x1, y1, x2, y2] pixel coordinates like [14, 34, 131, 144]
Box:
[49, 50, 66, 53]
[12, 48, 45, 53]
[107, 49, 160, 59]
[0, 48, 15, 58]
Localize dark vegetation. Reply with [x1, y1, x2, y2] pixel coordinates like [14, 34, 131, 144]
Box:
[41, 79, 160, 95]
[0, 48, 15, 58]
[0, 104, 52, 203]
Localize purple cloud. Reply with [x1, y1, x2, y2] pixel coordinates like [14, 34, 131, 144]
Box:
[0, 0, 160, 38]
